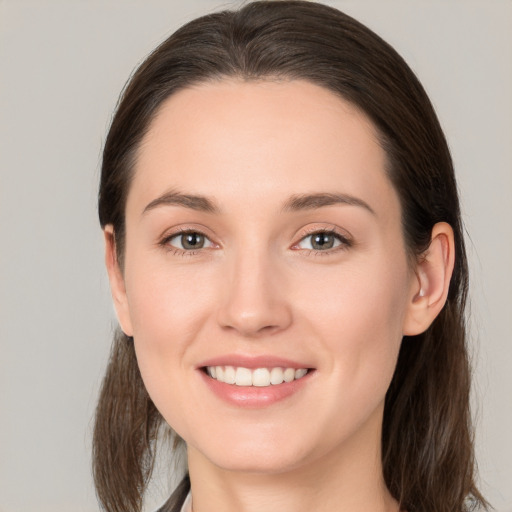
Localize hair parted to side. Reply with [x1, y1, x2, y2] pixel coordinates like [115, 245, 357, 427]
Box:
[94, 2, 487, 512]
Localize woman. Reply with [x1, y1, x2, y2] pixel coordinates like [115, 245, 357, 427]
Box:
[93, 2, 487, 511]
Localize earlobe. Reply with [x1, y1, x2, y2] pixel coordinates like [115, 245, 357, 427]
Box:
[402, 222, 455, 336]
[104, 225, 134, 336]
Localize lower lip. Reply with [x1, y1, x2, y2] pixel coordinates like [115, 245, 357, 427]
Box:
[199, 369, 313, 408]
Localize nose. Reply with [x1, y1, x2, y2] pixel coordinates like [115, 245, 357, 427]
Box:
[216, 248, 293, 338]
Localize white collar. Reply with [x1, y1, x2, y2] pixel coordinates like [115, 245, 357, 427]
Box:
[180, 491, 192, 512]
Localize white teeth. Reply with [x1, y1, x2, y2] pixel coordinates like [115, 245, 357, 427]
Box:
[206, 365, 309, 387]
[235, 367, 252, 386]
[295, 368, 308, 379]
[270, 367, 284, 385]
[252, 368, 270, 387]
[283, 367, 295, 382]
[224, 366, 236, 384]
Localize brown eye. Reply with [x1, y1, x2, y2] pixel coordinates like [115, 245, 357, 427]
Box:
[311, 233, 336, 250]
[167, 231, 214, 251]
[181, 232, 205, 249]
[296, 231, 348, 251]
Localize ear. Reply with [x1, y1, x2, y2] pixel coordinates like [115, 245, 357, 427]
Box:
[104, 225, 133, 337]
[402, 222, 455, 336]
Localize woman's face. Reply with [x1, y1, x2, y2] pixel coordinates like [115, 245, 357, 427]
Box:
[109, 79, 421, 474]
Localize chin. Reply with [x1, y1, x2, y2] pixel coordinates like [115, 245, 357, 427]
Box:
[204, 450, 311, 475]
[186, 425, 327, 476]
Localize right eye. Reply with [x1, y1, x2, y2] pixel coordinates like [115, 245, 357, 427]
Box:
[165, 231, 215, 251]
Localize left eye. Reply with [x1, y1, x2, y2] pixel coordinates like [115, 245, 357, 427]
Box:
[167, 231, 214, 250]
[296, 231, 346, 251]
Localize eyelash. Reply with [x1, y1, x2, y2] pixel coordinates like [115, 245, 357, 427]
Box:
[292, 227, 352, 255]
[159, 227, 352, 256]
[159, 228, 215, 256]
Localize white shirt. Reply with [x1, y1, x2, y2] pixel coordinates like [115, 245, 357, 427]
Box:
[180, 491, 192, 512]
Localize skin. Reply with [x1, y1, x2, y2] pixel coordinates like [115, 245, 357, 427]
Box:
[105, 79, 454, 512]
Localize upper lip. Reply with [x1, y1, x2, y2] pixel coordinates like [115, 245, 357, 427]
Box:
[198, 354, 314, 370]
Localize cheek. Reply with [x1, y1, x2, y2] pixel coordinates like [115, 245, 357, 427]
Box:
[297, 255, 410, 389]
[300, 253, 409, 331]
[125, 262, 217, 432]
[122, 254, 212, 375]
[294, 262, 410, 450]
[125, 253, 215, 336]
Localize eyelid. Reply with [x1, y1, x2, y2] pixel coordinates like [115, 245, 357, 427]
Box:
[158, 223, 217, 241]
[158, 225, 219, 254]
[157, 223, 353, 255]
[291, 225, 353, 252]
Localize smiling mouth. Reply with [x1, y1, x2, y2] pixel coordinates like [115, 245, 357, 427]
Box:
[203, 366, 310, 387]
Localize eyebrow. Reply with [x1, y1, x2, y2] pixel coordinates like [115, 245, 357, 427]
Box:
[282, 192, 376, 215]
[142, 190, 221, 215]
[142, 190, 375, 216]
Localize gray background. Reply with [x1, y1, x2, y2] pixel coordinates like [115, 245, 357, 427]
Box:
[0, 1, 511, 511]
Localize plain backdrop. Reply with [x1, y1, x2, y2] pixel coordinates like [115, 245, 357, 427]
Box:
[0, 1, 511, 511]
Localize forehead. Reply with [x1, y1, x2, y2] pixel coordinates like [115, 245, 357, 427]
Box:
[129, 79, 397, 218]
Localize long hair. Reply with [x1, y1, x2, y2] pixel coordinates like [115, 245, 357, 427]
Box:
[94, 2, 486, 511]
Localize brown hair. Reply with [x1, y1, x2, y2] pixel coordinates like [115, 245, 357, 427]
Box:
[94, 2, 487, 511]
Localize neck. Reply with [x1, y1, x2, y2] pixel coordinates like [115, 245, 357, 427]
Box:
[186, 407, 399, 512]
